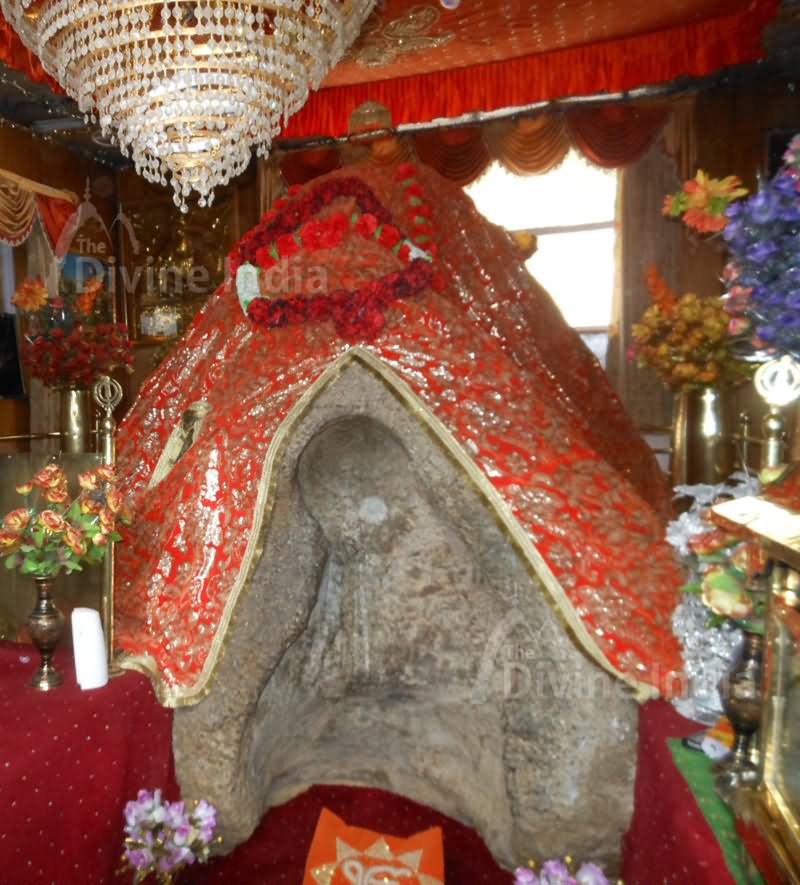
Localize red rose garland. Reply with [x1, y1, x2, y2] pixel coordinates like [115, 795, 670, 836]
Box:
[230, 166, 444, 340]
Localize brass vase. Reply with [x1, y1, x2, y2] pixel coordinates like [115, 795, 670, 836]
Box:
[27, 575, 64, 690]
[671, 386, 734, 487]
[58, 387, 92, 453]
[715, 630, 763, 800]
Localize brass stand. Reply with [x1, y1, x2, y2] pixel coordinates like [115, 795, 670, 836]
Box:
[93, 375, 124, 676]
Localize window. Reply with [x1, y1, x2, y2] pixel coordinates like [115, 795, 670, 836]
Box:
[465, 150, 617, 366]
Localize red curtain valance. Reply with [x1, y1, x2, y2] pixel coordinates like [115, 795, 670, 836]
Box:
[278, 103, 670, 188]
[282, 0, 777, 140]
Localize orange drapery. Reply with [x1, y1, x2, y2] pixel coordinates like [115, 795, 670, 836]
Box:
[278, 103, 671, 187]
[282, 0, 777, 140]
[566, 105, 669, 169]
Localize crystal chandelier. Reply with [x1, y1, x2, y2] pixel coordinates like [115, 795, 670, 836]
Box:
[1, 1, 375, 209]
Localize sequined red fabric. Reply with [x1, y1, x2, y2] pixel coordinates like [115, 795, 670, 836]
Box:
[115, 162, 683, 703]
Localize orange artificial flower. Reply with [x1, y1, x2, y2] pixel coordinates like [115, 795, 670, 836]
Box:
[12, 277, 48, 313]
[77, 277, 103, 315]
[38, 510, 67, 533]
[0, 529, 20, 548]
[2, 508, 30, 532]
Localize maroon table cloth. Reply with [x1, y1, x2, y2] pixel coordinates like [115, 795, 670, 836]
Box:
[0, 641, 174, 885]
[1, 643, 747, 884]
[622, 699, 736, 885]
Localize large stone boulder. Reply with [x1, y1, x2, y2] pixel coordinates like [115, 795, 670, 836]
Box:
[172, 361, 637, 869]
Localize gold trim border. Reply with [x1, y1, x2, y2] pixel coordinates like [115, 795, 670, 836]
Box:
[118, 346, 659, 706]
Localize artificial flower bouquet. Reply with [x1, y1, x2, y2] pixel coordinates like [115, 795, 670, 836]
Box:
[0, 463, 132, 577]
[639, 132, 800, 384]
[631, 264, 749, 388]
[514, 857, 609, 885]
[12, 274, 132, 389]
[722, 133, 800, 361]
[121, 789, 219, 883]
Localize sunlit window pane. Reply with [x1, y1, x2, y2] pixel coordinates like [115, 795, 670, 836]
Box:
[465, 151, 616, 229]
[525, 227, 615, 328]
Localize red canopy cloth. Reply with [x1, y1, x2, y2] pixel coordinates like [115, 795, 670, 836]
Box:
[0, 1, 778, 138]
[114, 161, 683, 706]
[0, 641, 174, 885]
[282, 0, 778, 138]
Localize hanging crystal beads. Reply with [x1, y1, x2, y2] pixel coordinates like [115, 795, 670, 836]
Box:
[1, 0, 375, 210]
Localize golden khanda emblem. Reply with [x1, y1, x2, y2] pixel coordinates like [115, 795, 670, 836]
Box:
[312, 836, 443, 884]
[348, 6, 455, 68]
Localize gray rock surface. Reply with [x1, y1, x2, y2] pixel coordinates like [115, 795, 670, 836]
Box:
[172, 360, 637, 870]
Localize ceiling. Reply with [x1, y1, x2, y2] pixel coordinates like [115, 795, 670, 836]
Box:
[0, 0, 793, 169]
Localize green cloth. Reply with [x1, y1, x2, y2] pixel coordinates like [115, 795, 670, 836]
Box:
[668, 739, 764, 885]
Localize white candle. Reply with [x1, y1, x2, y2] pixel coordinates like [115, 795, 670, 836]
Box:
[71, 607, 108, 690]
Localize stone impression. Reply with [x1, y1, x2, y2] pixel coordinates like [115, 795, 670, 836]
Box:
[172, 361, 637, 869]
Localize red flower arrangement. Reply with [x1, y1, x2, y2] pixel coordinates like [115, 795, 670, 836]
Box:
[230, 165, 444, 341]
[13, 275, 133, 389]
[25, 323, 133, 389]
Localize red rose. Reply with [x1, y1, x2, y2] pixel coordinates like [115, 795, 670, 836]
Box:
[396, 162, 416, 181]
[305, 296, 330, 322]
[378, 224, 401, 248]
[299, 220, 323, 250]
[355, 213, 379, 238]
[288, 184, 303, 196]
[329, 212, 349, 236]
[255, 246, 277, 269]
[273, 198, 288, 210]
[398, 243, 412, 262]
[260, 209, 278, 224]
[406, 183, 423, 198]
[276, 233, 300, 257]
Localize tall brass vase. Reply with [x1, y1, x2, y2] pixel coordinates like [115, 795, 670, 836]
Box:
[58, 387, 91, 453]
[28, 575, 64, 690]
[671, 386, 734, 487]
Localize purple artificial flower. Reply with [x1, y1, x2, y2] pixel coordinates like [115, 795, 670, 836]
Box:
[514, 867, 539, 885]
[126, 847, 155, 869]
[192, 799, 218, 844]
[748, 191, 778, 224]
[539, 859, 577, 885]
[575, 862, 609, 885]
[746, 239, 779, 264]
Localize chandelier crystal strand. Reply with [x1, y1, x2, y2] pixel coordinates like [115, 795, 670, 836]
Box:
[1, 0, 375, 210]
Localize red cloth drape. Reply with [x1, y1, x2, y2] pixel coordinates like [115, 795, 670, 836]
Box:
[35, 193, 80, 257]
[282, 0, 778, 139]
[182, 785, 514, 883]
[622, 701, 735, 884]
[0, 642, 175, 885]
[0, 17, 59, 91]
